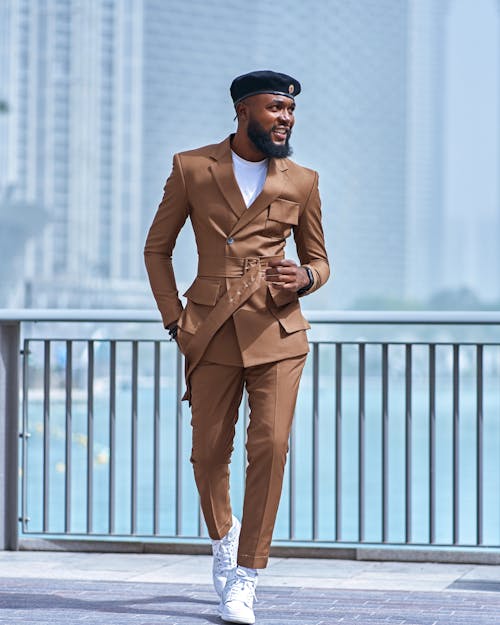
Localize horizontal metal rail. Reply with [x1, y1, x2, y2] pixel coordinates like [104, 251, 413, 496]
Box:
[1, 309, 500, 324]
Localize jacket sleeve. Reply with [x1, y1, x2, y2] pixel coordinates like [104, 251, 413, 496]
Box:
[144, 153, 189, 327]
[293, 171, 330, 295]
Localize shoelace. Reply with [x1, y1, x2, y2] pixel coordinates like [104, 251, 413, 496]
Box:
[214, 533, 237, 569]
[226, 575, 257, 605]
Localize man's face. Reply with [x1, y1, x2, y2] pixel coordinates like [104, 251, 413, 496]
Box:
[244, 94, 295, 158]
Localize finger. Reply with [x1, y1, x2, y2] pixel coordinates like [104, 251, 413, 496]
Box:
[265, 274, 286, 283]
[267, 258, 297, 268]
[271, 281, 299, 290]
[265, 269, 296, 281]
[273, 266, 298, 275]
[265, 276, 297, 287]
[266, 265, 297, 276]
[265, 270, 287, 281]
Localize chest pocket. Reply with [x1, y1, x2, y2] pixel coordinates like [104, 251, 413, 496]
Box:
[264, 199, 300, 239]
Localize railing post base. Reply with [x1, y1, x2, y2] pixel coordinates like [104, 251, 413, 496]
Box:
[0, 322, 20, 550]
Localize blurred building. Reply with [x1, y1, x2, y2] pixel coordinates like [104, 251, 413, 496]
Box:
[0, 0, 150, 307]
[0, 1, 45, 305]
[298, 2, 409, 308]
[405, 0, 450, 303]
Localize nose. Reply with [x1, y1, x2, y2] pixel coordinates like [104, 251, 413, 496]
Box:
[278, 109, 292, 125]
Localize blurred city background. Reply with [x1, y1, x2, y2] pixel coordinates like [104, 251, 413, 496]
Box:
[0, 0, 498, 312]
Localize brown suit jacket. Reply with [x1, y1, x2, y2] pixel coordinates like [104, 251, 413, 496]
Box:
[144, 136, 330, 368]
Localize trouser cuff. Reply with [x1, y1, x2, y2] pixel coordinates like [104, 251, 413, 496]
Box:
[237, 553, 268, 569]
[209, 517, 233, 541]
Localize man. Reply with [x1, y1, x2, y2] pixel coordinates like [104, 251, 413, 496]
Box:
[144, 70, 329, 624]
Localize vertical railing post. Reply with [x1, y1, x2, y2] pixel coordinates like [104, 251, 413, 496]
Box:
[175, 348, 183, 535]
[0, 321, 20, 550]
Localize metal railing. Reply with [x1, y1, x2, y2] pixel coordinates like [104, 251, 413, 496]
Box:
[1, 310, 500, 561]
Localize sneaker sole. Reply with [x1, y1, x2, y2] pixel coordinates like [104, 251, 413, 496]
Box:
[217, 603, 255, 625]
[219, 613, 255, 625]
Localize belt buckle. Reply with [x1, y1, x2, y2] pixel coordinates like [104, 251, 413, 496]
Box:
[243, 257, 260, 274]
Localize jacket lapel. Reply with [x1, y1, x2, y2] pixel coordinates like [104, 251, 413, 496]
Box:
[208, 136, 289, 236]
[229, 156, 288, 237]
[209, 138, 247, 220]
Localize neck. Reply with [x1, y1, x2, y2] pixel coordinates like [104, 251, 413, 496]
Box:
[231, 129, 267, 162]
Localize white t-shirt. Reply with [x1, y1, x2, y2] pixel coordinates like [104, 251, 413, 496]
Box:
[231, 150, 268, 208]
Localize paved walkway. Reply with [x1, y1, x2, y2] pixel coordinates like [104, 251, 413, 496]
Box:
[1, 551, 500, 624]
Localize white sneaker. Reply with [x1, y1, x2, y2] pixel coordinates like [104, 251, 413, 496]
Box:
[211, 515, 241, 597]
[218, 566, 258, 624]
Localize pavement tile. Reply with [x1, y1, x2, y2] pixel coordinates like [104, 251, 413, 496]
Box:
[459, 564, 500, 581]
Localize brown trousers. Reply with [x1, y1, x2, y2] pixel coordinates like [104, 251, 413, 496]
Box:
[189, 353, 307, 568]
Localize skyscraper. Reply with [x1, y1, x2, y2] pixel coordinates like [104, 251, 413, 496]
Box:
[0, 0, 150, 307]
[296, 2, 409, 308]
[405, 0, 450, 303]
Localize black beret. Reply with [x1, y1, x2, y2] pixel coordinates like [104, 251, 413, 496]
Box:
[230, 70, 301, 106]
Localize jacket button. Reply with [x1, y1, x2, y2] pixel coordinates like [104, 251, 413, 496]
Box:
[227, 237, 234, 245]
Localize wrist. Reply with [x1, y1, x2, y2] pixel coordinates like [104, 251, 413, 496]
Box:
[167, 322, 178, 340]
[297, 266, 314, 295]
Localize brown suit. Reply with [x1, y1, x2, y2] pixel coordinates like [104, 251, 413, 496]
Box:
[144, 135, 329, 567]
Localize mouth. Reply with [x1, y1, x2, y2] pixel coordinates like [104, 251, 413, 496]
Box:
[271, 126, 290, 142]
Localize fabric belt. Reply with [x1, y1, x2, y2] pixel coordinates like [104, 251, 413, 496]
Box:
[197, 254, 284, 278]
[182, 254, 284, 403]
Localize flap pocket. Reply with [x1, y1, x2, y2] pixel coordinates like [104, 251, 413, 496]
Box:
[268, 283, 299, 308]
[270, 301, 311, 333]
[183, 278, 220, 305]
[268, 199, 300, 225]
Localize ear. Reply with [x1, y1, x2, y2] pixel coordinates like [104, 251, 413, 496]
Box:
[235, 102, 248, 122]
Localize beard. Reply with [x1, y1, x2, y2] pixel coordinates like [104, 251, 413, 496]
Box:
[247, 117, 293, 158]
